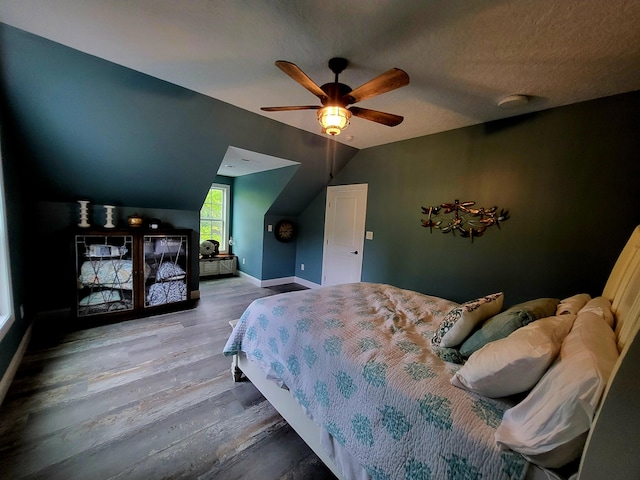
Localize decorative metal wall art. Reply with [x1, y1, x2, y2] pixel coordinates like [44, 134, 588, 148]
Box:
[421, 199, 509, 241]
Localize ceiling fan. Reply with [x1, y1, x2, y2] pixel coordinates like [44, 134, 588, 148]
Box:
[261, 58, 410, 136]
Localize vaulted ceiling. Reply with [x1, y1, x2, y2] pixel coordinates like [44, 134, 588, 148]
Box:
[2, 0, 639, 150]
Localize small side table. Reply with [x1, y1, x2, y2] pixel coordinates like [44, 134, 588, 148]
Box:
[200, 255, 238, 278]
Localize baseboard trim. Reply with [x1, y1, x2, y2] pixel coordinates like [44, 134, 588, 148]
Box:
[238, 271, 261, 286]
[0, 322, 32, 406]
[260, 276, 296, 287]
[237, 272, 322, 289]
[293, 276, 322, 289]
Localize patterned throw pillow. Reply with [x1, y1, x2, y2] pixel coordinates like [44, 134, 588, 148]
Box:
[431, 293, 504, 348]
[459, 297, 560, 358]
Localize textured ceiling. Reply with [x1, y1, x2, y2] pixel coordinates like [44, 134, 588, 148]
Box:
[1, 0, 639, 149]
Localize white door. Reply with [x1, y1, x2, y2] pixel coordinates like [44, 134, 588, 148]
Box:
[322, 184, 368, 286]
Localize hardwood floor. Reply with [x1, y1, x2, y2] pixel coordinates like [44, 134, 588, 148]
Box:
[0, 277, 338, 480]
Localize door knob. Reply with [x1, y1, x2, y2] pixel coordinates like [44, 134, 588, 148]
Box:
[350, 251, 358, 255]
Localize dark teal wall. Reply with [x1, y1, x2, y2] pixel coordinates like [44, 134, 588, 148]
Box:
[0, 24, 359, 382]
[1, 25, 220, 211]
[298, 91, 640, 304]
[263, 214, 297, 280]
[232, 166, 299, 279]
[0, 23, 356, 214]
[1, 21, 639, 383]
[295, 190, 328, 284]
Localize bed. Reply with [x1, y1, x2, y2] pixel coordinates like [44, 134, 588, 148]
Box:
[223, 225, 640, 480]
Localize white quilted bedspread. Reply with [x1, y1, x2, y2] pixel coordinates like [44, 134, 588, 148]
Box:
[224, 283, 529, 480]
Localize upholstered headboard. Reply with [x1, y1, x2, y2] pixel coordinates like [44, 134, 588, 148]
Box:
[579, 225, 640, 479]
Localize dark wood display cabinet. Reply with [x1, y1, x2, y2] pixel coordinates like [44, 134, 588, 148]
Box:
[74, 229, 193, 320]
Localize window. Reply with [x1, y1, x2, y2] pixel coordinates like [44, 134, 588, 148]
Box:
[0, 146, 14, 340]
[200, 184, 230, 253]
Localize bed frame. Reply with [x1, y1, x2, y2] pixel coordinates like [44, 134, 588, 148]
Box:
[232, 225, 640, 480]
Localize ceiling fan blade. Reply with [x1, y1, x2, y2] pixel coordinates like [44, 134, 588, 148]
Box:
[344, 68, 409, 104]
[349, 107, 404, 126]
[275, 61, 327, 100]
[261, 105, 320, 112]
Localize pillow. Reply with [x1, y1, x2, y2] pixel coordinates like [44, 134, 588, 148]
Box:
[459, 298, 559, 358]
[156, 262, 186, 281]
[451, 314, 574, 398]
[556, 293, 591, 315]
[578, 296, 614, 328]
[431, 293, 504, 348]
[495, 308, 619, 468]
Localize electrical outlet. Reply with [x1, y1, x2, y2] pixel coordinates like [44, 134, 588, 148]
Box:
[366, 231, 374, 240]
[242, 258, 246, 265]
[301, 263, 305, 271]
[267, 224, 273, 232]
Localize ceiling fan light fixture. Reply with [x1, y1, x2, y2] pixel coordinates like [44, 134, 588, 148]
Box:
[318, 106, 351, 135]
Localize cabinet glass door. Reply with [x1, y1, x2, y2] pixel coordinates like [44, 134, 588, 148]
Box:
[76, 235, 135, 317]
[143, 235, 188, 308]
